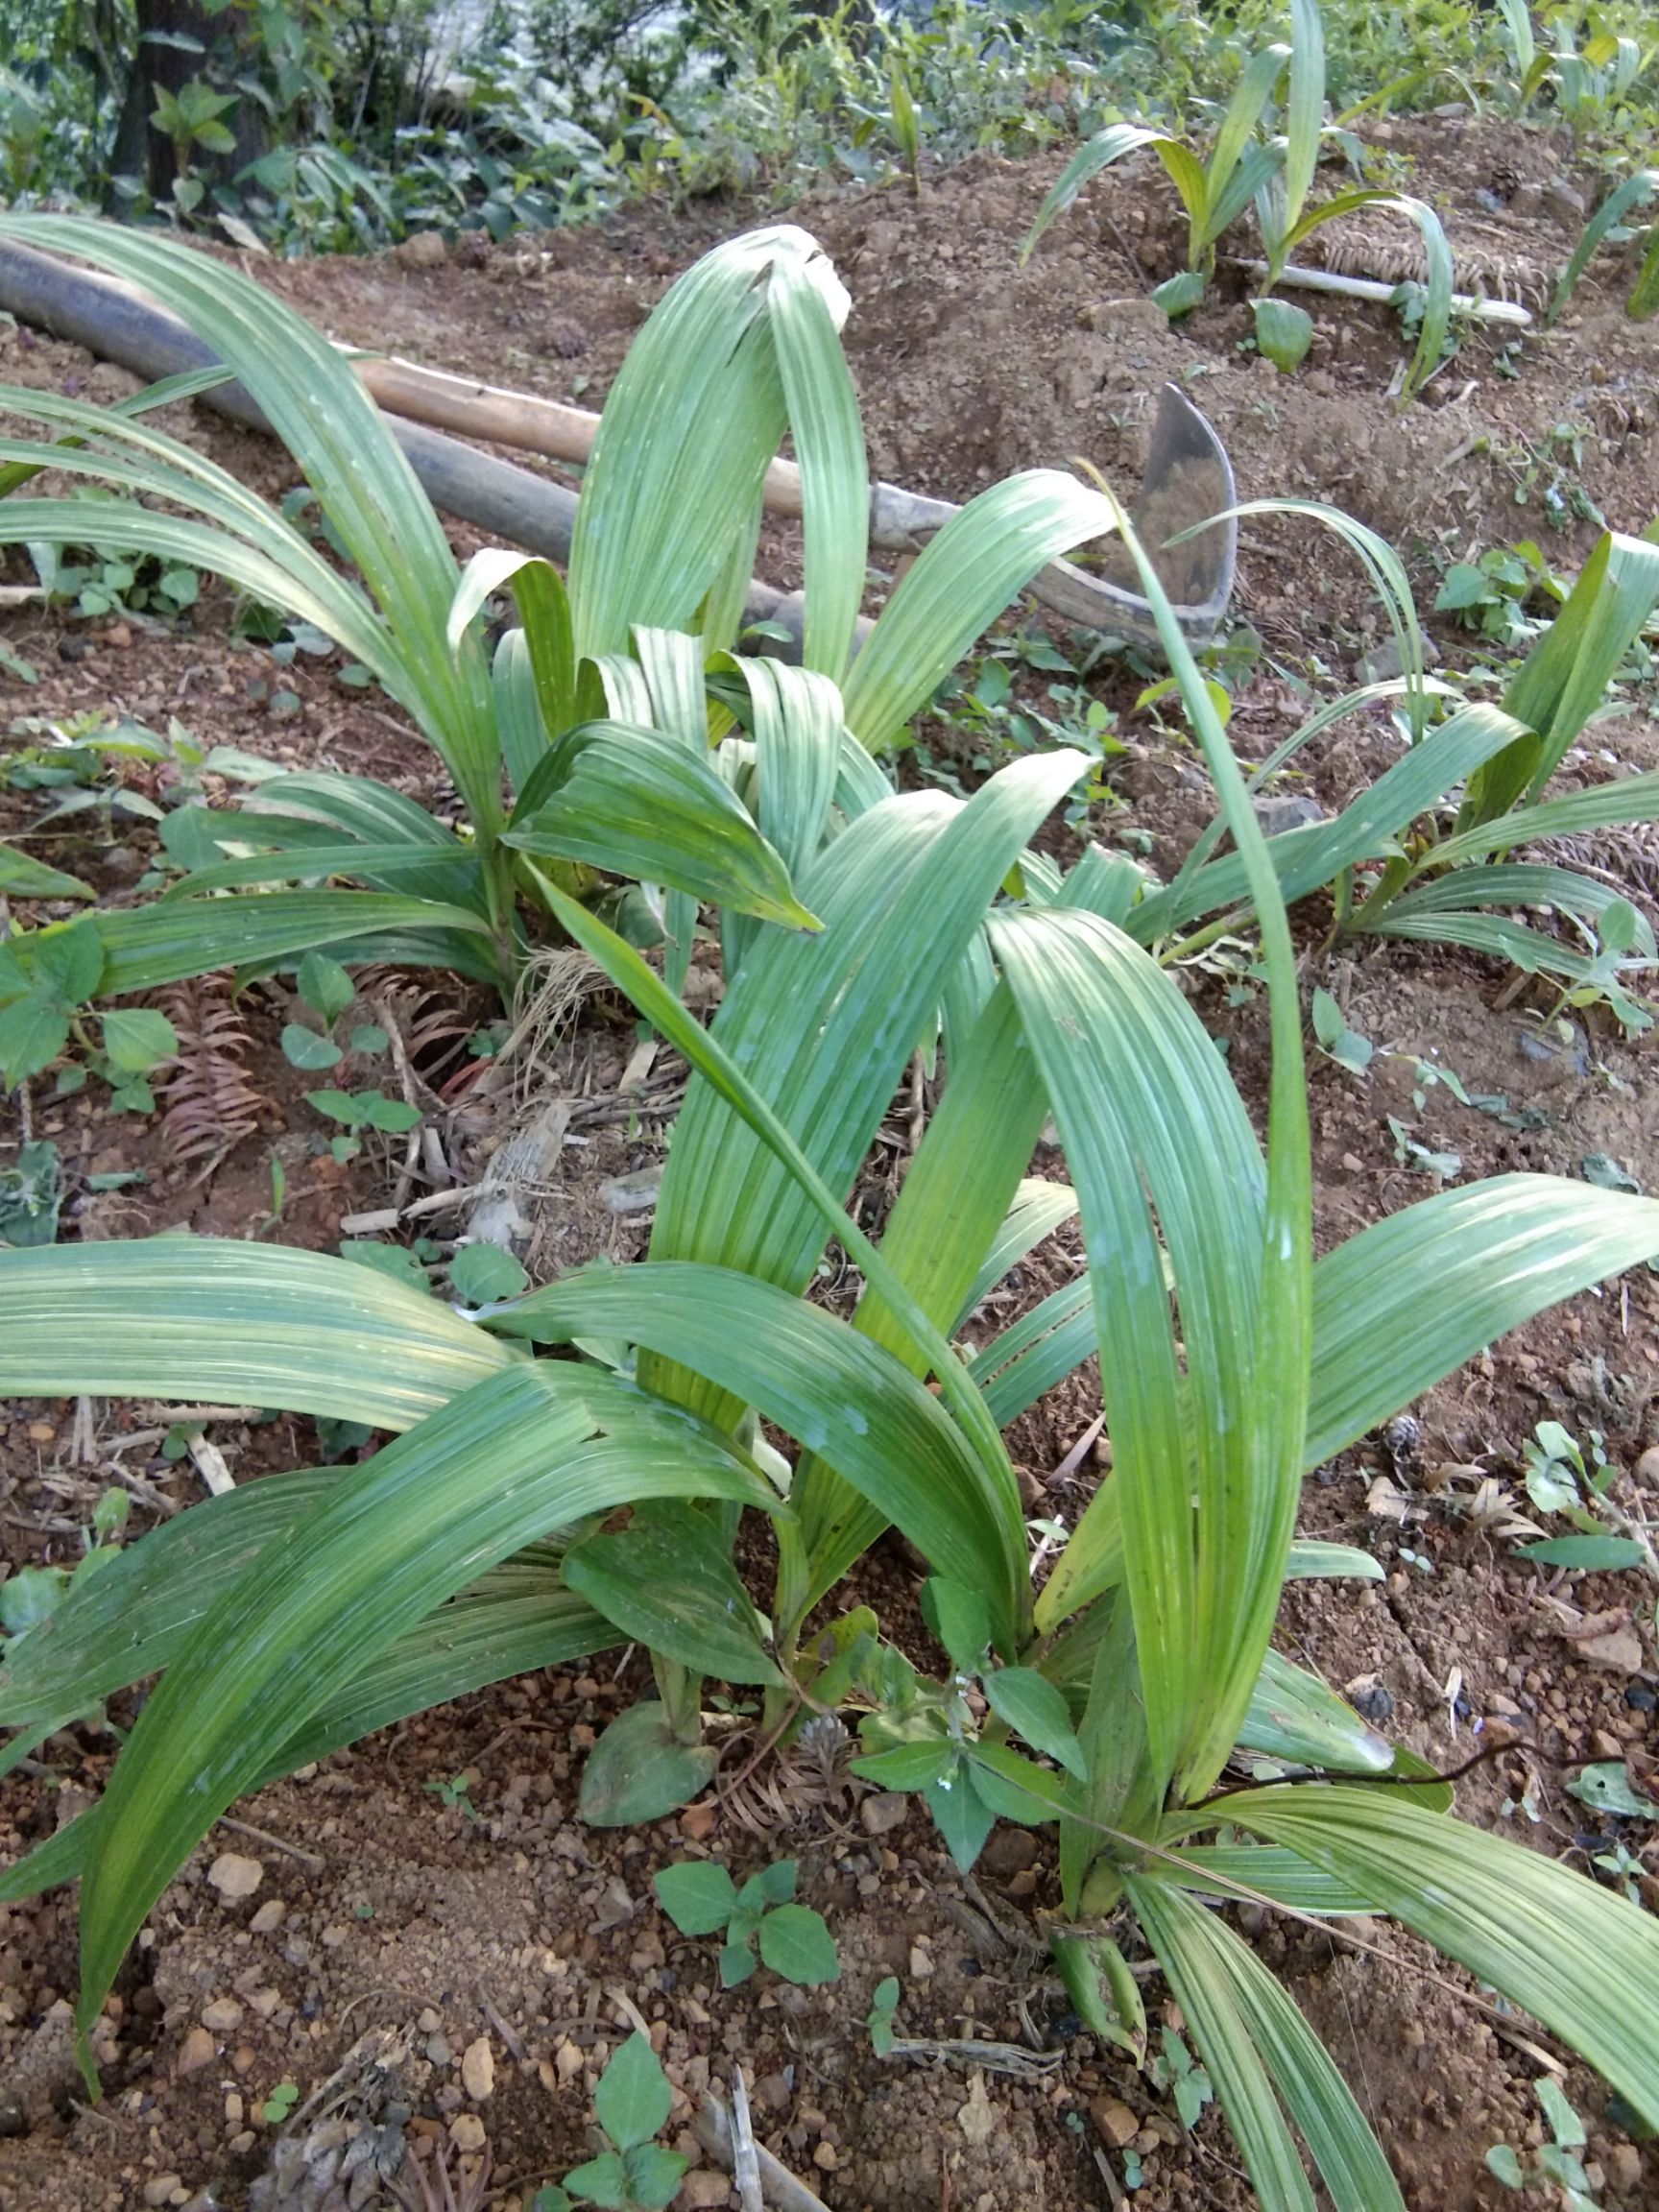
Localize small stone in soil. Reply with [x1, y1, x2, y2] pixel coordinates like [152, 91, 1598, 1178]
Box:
[461, 2036, 494, 2101]
[175, 2027, 215, 2077]
[249, 1899, 286, 1935]
[1607, 2143, 1643, 2194]
[1092, 2098, 1139, 2150]
[859, 1791, 908, 1837]
[449, 2112, 487, 2153]
[679, 2173, 732, 2209]
[205, 1852, 264, 1901]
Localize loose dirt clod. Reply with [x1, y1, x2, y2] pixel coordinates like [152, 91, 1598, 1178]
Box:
[205, 1853, 265, 1902]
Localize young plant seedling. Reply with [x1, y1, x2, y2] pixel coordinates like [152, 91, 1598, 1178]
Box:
[0, 1483, 130, 1642]
[304, 1086, 421, 1164]
[867, 1975, 901, 2056]
[533, 2032, 686, 2212]
[281, 950, 390, 1072]
[1486, 2079, 1603, 2207]
[0, 915, 177, 1107]
[1150, 2025, 1214, 2133]
[653, 1858, 840, 1989]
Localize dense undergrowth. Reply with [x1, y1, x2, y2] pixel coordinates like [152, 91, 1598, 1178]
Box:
[1, 0, 1655, 252]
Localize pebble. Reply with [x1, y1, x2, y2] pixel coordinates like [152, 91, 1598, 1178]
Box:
[679, 2173, 732, 2209]
[1634, 1446, 1659, 1491]
[1608, 2143, 1643, 2194]
[425, 2034, 452, 2067]
[249, 1900, 286, 1936]
[201, 1998, 244, 2033]
[908, 1942, 934, 1980]
[448, 2112, 487, 2153]
[175, 2026, 216, 2077]
[859, 1791, 909, 1837]
[812, 2141, 839, 2172]
[143, 2176, 182, 2207]
[26, 1422, 55, 1445]
[206, 1853, 264, 1901]
[231, 2046, 256, 2076]
[1092, 2098, 1139, 2150]
[1579, 1623, 1645, 1674]
[395, 229, 447, 269]
[461, 2036, 494, 2101]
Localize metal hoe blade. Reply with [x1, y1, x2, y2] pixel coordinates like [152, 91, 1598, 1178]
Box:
[860, 383, 1238, 657]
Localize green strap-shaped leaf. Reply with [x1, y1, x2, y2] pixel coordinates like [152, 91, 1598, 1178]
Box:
[1020, 124, 1168, 262]
[996, 907, 1286, 1790]
[564, 1502, 782, 1684]
[489, 1262, 1022, 1654]
[281, 1574, 613, 1767]
[790, 981, 1056, 1614]
[1226, 1784, 1659, 2129]
[0, 213, 498, 834]
[1469, 530, 1659, 822]
[87, 888, 503, 993]
[448, 547, 576, 771]
[1367, 858, 1653, 937]
[504, 720, 818, 932]
[0, 1469, 337, 1750]
[1285, 0, 1326, 239]
[981, 1171, 1659, 1496]
[712, 657, 844, 887]
[513, 872, 1031, 1643]
[635, 626, 715, 993]
[1548, 169, 1658, 325]
[1160, 1843, 1374, 1916]
[0, 844, 93, 900]
[158, 841, 487, 906]
[71, 1359, 776, 2050]
[766, 248, 869, 683]
[956, 1175, 1080, 1333]
[1306, 1175, 1659, 1468]
[493, 628, 549, 798]
[0, 1238, 516, 1426]
[1240, 1648, 1393, 1775]
[2, 1565, 613, 1901]
[1426, 769, 1659, 871]
[649, 753, 1085, 1339]
[569, 228, 846, 661]
[1131, 1875, 1406, 2211]
[843, 473, 1119, 753]
[1137, 701, 1529, 942]
[1130, 1876, 1317, 2211]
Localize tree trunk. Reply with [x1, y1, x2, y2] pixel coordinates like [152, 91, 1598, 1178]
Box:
[109, 0, 268, 208]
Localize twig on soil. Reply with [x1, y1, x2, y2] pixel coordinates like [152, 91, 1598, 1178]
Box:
[604, 1984, 654, 2040]
[1092, 2145, 1127, 2207]
[730, 2068, 764, 2212]
[475, 1982, 526, 2064]
[377, 996, 427, 1215]
[216, 1814, 325, 1871]
[886, 2035, 1062, 2080]
[187, 1431, 235, 1497]
[697, 2094, 831, 2212]
[339, 1183, 486, 1237]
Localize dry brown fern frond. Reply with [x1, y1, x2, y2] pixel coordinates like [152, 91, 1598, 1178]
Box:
[156, 977, 263, 1175]
[721, 1713, 860, 1840]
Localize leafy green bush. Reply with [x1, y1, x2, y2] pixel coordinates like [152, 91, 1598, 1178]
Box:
[0, 211, 1139, 1051]
[3, 503, 1659, 2202]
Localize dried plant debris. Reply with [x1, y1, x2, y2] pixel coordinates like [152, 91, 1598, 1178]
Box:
[156, 977, 263, 1174]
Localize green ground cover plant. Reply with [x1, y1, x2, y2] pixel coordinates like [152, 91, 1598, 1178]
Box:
[2, 487, 1658, 2203]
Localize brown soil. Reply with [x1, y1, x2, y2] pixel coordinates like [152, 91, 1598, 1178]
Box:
[2, 114, 1658, 2212]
